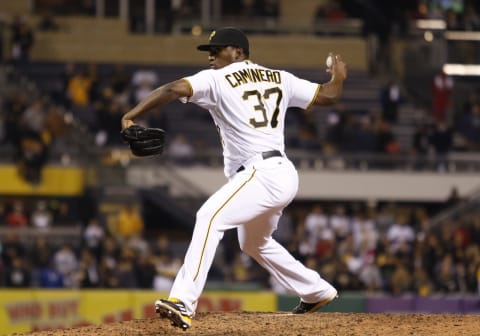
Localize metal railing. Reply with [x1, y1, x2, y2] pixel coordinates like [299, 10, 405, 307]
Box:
[430, 187, 480, 227]
[125, 148, 480, 174]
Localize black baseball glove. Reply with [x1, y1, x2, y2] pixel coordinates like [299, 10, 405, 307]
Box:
[121, 125, 166, 157]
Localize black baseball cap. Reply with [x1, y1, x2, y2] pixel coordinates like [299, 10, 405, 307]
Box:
[197, 27, 249, 54]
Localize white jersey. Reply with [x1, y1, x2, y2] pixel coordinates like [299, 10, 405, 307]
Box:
[182, 60, 319, 177]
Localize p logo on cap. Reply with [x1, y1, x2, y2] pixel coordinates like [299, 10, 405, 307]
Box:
[209, 31, 216, 41]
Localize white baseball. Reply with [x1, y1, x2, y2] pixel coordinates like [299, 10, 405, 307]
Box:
[326, 55, 333, 68]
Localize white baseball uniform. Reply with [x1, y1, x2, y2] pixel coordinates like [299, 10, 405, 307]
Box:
[170, 60, 336, 315]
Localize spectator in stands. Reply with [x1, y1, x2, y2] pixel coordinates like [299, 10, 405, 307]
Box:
[374, 118, 400, 156]
[429, 121, 453, 172]
[375, 238, 396, 292]
[380, 79, 401, 124]
[113, 203, 144, 242]
[77, 248, 100, 288]
[431, 69, 453, 124]
[23, 93, 47, 129]
[67, 67, 96, 129]
[0, 201, 6, 223]
[445, 8, 463, 31]
[468, 214, 480, 245]
[413, 208, 432, 243]
[296, 227, 316, 262]
[87, 63, 101, 103]
[37, 260, 64, 288]
[53, 200, 75, 225]
[152, 234, 173, 256]
[128, 1, 146, 33]
[44, 104, 69, 154]
[361, 1, 394, 75]
[314, 0, 347, 24]
[9, 15, 34, 64]
[358, 253, 382, 292]
[156, 0, 174, 33]
[136, 251, 157, 288]
[422, 231, 444, 278]
[329, 205, 351, 242]
[5, 256, 31, 287]
[53, 242, 78, 288]
[98, 236, 119, 287]
[30, 200, 53, 230]
[83, 218, 105, 260]
[4, 91, 28, 149]
[131, 67, 158, 105]
[17, 129, 50, 184]
[390, 262, 412, 294]
[113, 246, 138, 288]
[59, 62, 77, 109]
[324, 105, 347, 153]
[341, 229, 381, 292]
[131, 66, 158, 88]
[455, 100, 480, 151]
[126, 233, 150, 257]
[315, 227, 336, 260]
[95, 87, 125, 146]
[464, 241, 480, 292]
[435, 253, 458, 292]
[153, 253, 181, 292]
[29, 236, 53, 286]
[295, 124, 322, 151]
[5, 200, 28, 228]
[1, 233, 25, 269]
[343, 115, 377, 154]
[387, 213, 415, 256]
[229, 252, 254, 282]
[351, 210, 379, 254]
[466, 3, 480, 31]
[108, 63, 131, 97]
[412, 264, 435, 296]
[334, 256, 363, 291]
[412, 122, 432, 170]
[167, 133, 195, 165]
[304, 204, 330, 250]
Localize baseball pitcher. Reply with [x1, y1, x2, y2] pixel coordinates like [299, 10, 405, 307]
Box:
[121, 27, 347, 330]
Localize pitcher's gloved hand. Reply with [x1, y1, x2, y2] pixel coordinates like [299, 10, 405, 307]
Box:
[121, 125, 166, 157]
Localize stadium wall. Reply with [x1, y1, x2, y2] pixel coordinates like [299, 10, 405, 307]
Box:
[1, 290, 478, 334]
[1, 161, 478, 201]
[29, 30, 367, 70]
[127, 166, 480, 202]
[0, 289, 276, 334]
[0, 165, 85, 196]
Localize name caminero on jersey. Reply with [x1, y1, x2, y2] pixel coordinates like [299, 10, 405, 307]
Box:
[225, 67, 282, 88]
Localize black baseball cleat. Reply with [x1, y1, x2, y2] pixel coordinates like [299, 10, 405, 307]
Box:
[292, 292, 338, 314]
[155, 298, 192, 331]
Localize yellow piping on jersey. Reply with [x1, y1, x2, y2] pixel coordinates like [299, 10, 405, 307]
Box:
[183, 78, 193, 98]
[306, 84, 321, 110]
[193, 169, 257, 281]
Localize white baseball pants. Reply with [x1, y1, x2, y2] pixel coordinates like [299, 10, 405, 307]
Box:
[168, 155, 336, 315]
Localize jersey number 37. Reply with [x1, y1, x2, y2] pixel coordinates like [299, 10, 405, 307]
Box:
[242, 87, 283, 129]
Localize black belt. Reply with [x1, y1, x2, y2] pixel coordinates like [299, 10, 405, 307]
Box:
[236, 150, 282, 173]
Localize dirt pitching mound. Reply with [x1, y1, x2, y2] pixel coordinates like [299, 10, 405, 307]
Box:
[19, 312, 478, 336]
